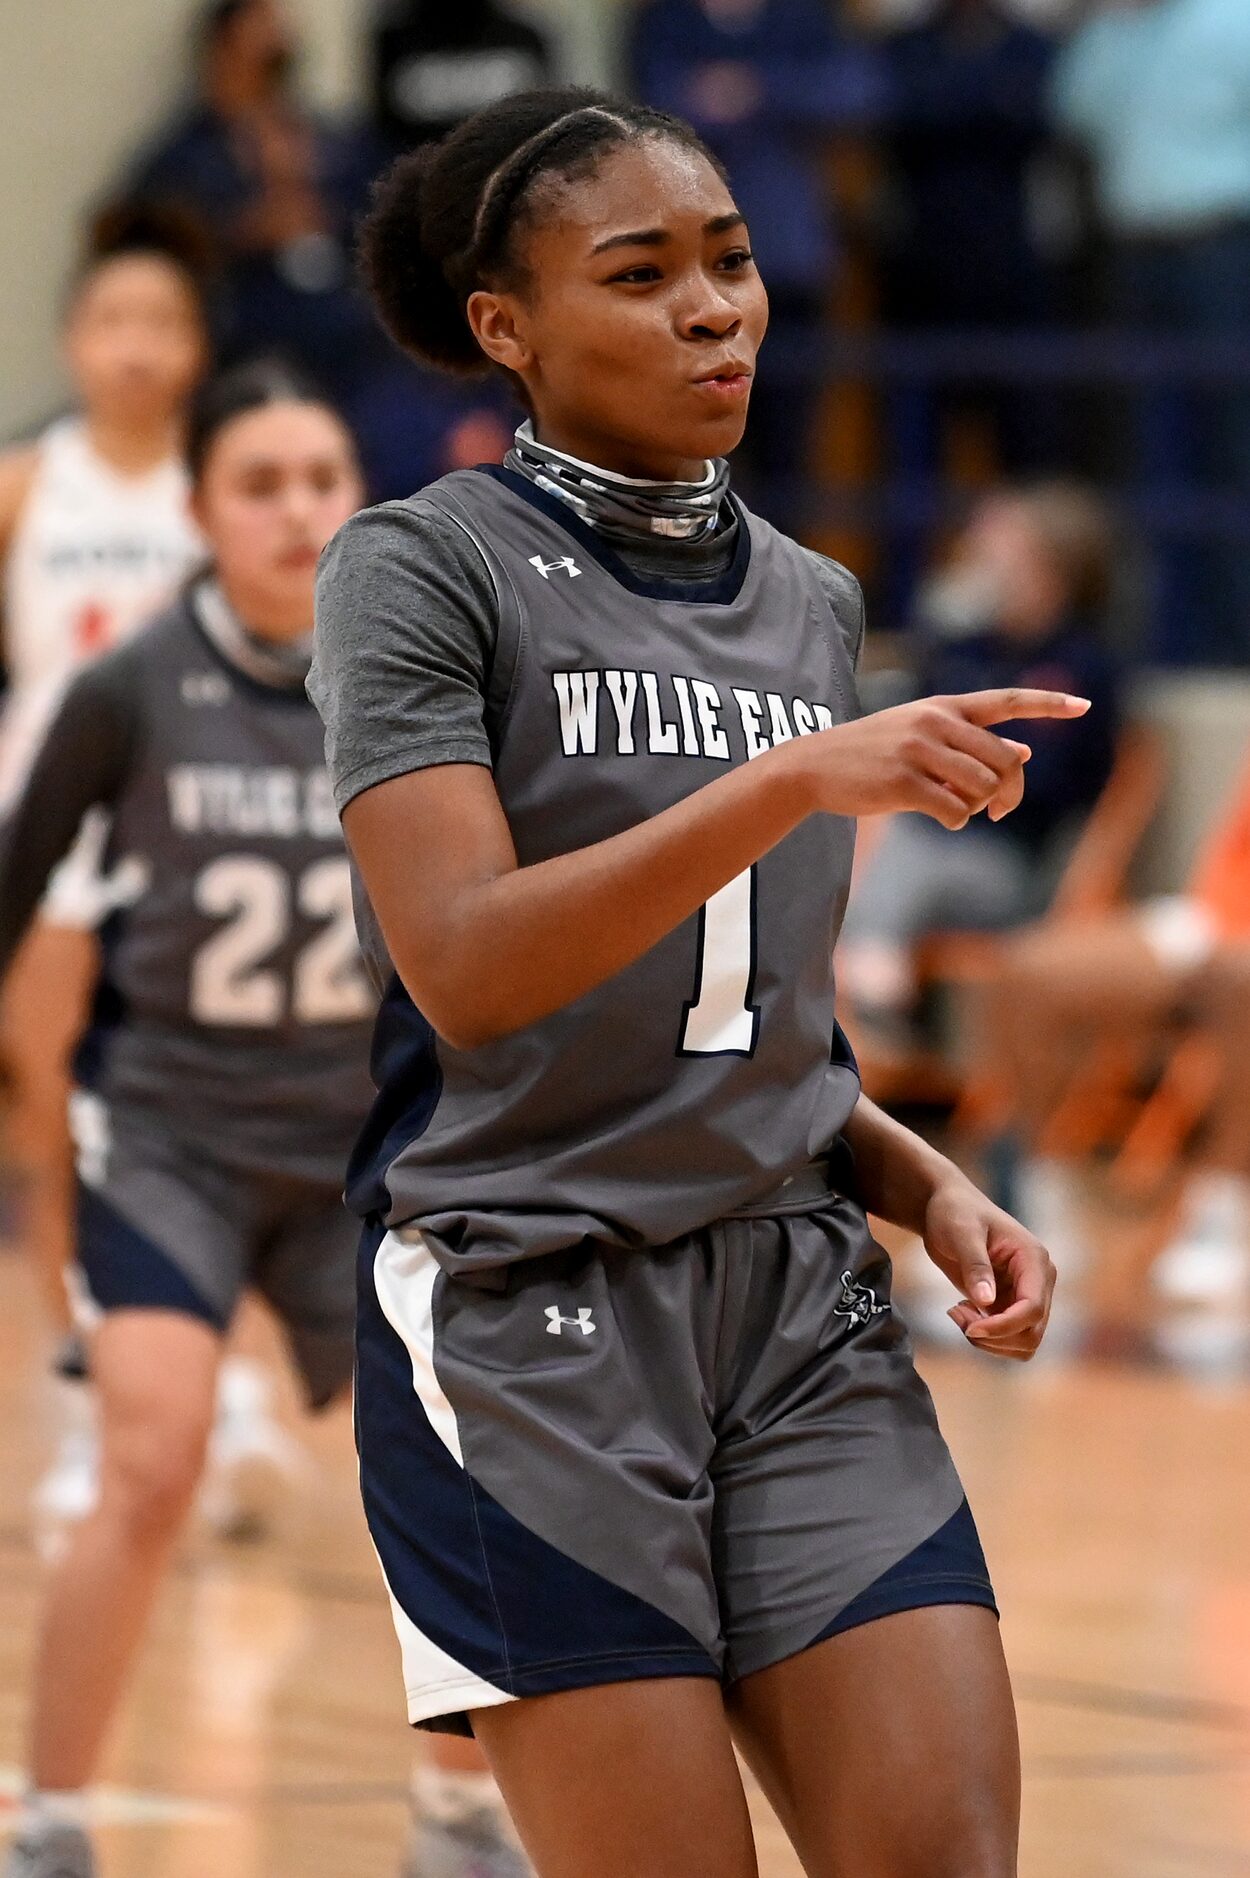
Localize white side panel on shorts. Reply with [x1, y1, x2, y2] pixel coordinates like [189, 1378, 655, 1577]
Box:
[370, 1542, 517, 1727]
[68, 1088, 112, 1189]
[372, 1228, 465, 1466]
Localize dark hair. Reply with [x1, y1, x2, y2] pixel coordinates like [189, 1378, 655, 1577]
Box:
[69, 199, 213, 311]
[186, 358, 347, 483]
[359, 85, 729, 376]
[197, 0, 254, 55]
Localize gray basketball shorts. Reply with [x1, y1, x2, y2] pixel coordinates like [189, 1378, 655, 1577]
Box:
[356, 1186, 996, 1735]
[69, 1091, 356, 1409]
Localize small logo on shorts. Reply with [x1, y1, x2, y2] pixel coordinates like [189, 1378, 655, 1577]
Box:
[545, 1306, 596, 1337]
[834, 1271, 889, 1329]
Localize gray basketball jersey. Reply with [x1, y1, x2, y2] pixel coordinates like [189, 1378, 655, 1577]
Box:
[348, 467, 862, 1271]
[83, 593, 376, 1181]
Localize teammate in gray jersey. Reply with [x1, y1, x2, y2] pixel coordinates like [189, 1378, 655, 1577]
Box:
[0, 366, 375, 1878]
[312, 90, 1096, 1878]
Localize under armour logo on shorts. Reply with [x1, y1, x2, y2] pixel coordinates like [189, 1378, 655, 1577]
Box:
[833, 1270, 889, 1329]
[545, 1306, 596, 1337]
[529, 553, 582, 580]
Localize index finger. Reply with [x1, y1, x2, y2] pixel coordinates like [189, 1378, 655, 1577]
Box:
[954, 688, 1091, 728]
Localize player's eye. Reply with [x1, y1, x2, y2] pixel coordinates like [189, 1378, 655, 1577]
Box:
[717, 248, 755, 272]
[239, 470, 281, 499]
[607, 264, 664, 285]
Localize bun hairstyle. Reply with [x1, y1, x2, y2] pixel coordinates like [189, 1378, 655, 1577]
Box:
[72, 198, 214, 305]
[186, 358, 349, 485]
[359, 85, 727, 376]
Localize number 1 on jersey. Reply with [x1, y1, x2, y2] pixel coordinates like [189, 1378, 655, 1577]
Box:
[680, 865, 760, 1057]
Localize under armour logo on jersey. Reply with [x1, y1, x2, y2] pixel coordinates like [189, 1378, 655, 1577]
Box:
[181, 671, 232, 707]
[528, 553, 582, 580]
[833, 1270, 890, 1329]
[545, 1305, 596, 1337]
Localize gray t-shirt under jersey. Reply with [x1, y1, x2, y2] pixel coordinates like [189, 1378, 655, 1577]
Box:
[310, 501, 864, 812]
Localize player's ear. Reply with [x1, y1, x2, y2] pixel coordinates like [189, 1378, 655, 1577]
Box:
[467, 290, 534, 376]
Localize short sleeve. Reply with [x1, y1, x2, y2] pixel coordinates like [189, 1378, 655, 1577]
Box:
[309, 499, 502, 814]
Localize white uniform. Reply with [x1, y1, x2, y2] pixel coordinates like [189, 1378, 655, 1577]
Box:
[2, 417, 202, 922]
[2, 416, 202, 805]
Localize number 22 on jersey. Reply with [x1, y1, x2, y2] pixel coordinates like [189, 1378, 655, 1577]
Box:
[190, 853, 372, 1026]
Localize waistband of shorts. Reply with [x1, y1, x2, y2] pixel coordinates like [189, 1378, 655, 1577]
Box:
[727, 1138, 858, 1219]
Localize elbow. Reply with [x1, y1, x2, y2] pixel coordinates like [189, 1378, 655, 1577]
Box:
[394, 959, 515, 1054]
[430, 1011, 509, 1054]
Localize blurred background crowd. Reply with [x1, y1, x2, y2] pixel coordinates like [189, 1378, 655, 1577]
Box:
[5, 0, 1250, 1371]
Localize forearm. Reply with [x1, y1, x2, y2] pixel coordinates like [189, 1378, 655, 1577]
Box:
[0, 673, 131, 985]
[843, 1093, 969, 1232]
[0, 791, 92, 985]
[358, 737, 814, 1050]
[348, 682, 1085, 1050]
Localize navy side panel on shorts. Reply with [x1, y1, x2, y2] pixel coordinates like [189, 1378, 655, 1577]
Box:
[77, 1183, 224, 1328]
[356, 1224, 720, 1734]
[805, 1498, 997, 1654]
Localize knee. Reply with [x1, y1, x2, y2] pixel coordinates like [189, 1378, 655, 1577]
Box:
[895, 1804, 1017, 1878]
[101, 1424, 208, 1545]
[889, 1836, 1014, 1878]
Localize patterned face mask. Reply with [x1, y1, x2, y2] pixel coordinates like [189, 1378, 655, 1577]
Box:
[509, 420, 732, 543]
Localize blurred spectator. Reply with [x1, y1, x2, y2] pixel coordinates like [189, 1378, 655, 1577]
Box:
[125, 0, 514, 498]
[840, 482, 1121, 1057]
[877, 0, 1066, 475]
[629, 0, 888, 529]
[368, 0, 556, 153]
[1052, 0, 1250, 665]
[989, 749, 1250, 1323]
[124, 0, 384, 408]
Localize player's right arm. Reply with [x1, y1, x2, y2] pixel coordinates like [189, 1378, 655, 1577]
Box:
[343, 686, 1087, 1051]
[315, 500, 1089, 1049]
[0, 654, 138, 986]
[0, 445, 38, 674]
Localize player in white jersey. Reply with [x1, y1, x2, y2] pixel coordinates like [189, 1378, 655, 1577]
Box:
[0, 206, 208, 1354]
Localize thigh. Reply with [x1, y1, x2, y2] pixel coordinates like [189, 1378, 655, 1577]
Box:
[729, 1605, 1017, 1878]
[71, 1098, 250, 1338]
[356, 1225, 724, 1735]
[1001, 910, 1185, 1031]
[254, 1180, 356, 1410]
[713, 1204, 994, 1688]
[472, 1677, 758, 1878]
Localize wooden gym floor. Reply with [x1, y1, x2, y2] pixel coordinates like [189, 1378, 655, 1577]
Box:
[2, 1245, 1249, 1878]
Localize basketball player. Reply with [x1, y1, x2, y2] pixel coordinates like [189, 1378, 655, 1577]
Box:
[311, 89, 1089, 1878]
[0, 205, 207, 1335]
[0, 365, 372, 1878]
[0, 208, 302, 1552]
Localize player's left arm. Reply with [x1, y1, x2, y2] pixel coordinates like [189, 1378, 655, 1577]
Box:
[0, 653, 138, 987]
[843, 1094, 1055, 1362]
